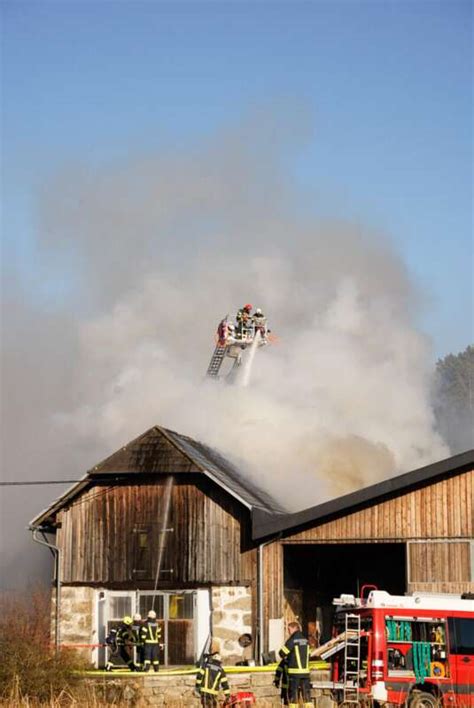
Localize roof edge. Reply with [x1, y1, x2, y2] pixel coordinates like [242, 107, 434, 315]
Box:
[252, 449, 474, 540]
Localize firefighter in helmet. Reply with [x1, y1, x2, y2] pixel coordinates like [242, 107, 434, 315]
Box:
[116, 616, 138, 671]
[131, 613, 145, 671]
[278, 622, 312, 708]
[236, 303, 252, 337]
[141, 610, 162, 672]
[252, 307, 267, 339]
[195, 652, 231, 706]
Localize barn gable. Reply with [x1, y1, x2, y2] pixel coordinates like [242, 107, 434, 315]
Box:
[32, 425, 284, 529]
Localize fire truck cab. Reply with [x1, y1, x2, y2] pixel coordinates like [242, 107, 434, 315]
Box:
[330, 589, 473, 707]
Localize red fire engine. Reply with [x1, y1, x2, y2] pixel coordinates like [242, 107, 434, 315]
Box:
[318, 588, 473, 707]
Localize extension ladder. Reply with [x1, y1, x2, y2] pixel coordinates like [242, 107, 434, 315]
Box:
[343, 613, 361, 704]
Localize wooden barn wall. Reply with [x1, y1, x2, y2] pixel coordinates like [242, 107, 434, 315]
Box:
[261, 469, 473, 631]
[56, 477, 256, 587]
[277, 470, 473, 543]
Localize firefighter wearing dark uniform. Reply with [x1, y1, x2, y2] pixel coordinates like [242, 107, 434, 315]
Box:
[141, 610, 162, 672]
[131, 613, 144, 671]
[116, 616, 137, 671]
[195, 653, 231, 707]
[278, 622, 312, 708]
[236, 303, 252, 336]
[273, 657, 289, 705]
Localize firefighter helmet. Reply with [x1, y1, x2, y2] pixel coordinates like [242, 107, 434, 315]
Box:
[255, 308, 262, 315]
[133, 613, 141, 621]
[244, 303, 252, 311]
[123, 616, 133, 625]
[147, 610, 157, 619]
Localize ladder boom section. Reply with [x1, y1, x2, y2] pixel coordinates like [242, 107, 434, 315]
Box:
[206, 345, 227, 378]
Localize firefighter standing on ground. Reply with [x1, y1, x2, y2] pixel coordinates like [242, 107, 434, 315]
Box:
[273, 656, 290, 705]
[141, 610, 162, 672]
[131, 613, 145, 671]
[116, 616, 137, 671]
[278, 622, 312, 708]
[195, 652, 231, 707]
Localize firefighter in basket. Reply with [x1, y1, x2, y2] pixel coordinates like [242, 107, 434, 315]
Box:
[252, 308, 267, 341]
[235, 304, 253, 338]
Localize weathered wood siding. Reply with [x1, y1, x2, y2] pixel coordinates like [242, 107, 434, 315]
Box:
[57, 476, 256, 587]
[279, 470, 473, 543]
[262, 469, 473, 631]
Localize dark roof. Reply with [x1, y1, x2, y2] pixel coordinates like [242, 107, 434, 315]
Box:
[252, 448, 474, 541]
[31, 425, 285, 527]
[162, 428, 286, 513]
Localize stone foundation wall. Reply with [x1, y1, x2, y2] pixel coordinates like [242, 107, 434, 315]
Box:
[211, 586, 252, 663]
[89, 669, 334, 707]
[53, 585, 95, 661]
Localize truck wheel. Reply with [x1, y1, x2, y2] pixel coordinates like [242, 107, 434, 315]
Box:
[409, 692, 440, 708]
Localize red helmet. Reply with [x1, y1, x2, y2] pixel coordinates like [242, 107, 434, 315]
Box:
[244, 303, 252, 311]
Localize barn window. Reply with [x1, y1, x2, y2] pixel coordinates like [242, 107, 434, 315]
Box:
[132, 526, 151, 579]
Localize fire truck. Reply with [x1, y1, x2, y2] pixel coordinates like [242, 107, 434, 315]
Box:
[314, 587, 473, 707]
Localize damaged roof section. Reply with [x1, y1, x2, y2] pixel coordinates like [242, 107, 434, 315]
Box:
[31, 425, 285, 528]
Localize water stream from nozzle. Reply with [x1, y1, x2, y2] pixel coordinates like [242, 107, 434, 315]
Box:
[151, 475, 174, 610]
[238, 329, 261, 387]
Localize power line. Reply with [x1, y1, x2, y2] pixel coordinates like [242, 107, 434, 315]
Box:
[0, 480, 81, 486]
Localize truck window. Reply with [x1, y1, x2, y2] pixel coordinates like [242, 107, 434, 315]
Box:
[448, 618, 474, 655]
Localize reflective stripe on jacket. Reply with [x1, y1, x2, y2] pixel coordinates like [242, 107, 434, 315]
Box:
[116, 625, 134, 646]
[195, 661, 230, 696]
[279, 631, 310, 675]
[140, 620, 161, 644]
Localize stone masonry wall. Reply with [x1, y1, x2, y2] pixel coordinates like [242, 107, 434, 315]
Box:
[211, 586, 252, 663]
[89, 669, 334, 707]
[52, 585, 95, 662]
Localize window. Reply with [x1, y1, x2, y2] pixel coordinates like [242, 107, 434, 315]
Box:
[448, 618, 474, 655]
[132, 526, 151, 579]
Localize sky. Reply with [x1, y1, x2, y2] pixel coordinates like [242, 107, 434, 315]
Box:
[0, 0, 472, 587]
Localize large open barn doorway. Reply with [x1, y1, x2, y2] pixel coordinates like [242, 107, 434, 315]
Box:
[283, 542, 406, 645]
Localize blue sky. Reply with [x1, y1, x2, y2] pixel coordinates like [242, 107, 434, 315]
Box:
[2, 0, 472, 359]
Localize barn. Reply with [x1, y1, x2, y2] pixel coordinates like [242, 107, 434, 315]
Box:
[30, 425, 474, 668]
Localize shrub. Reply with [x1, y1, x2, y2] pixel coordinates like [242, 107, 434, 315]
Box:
[0, 588, 90, 704]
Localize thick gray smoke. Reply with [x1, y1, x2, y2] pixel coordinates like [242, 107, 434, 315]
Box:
[1, 113, 448, 586]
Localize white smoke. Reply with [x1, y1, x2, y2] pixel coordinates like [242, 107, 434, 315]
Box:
[2, 108, 449, 568]
[53, 239, 447, 509]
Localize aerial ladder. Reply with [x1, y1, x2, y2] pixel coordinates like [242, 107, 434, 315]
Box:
[205, 310, 270, 380]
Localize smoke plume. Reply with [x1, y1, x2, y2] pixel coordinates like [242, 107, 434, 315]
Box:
[1, 112, 448, 586]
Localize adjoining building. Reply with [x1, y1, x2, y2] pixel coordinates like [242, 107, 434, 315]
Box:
[30, 425, 474, 667]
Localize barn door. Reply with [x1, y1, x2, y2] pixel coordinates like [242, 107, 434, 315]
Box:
[137, 591, 196, 666]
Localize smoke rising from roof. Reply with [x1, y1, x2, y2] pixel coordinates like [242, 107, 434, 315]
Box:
[1, 112, 448, 585]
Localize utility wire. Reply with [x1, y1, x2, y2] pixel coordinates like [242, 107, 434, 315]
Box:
[0, 480, 81, 486]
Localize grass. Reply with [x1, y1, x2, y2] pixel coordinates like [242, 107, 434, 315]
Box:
[0, 588, 119, 706]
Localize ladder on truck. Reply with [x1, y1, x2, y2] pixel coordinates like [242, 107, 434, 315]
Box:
[343, 613, 361, 704]
[206, 345, 227, 378]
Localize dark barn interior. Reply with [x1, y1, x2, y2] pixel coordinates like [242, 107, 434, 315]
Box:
[284, 542, 407, 642]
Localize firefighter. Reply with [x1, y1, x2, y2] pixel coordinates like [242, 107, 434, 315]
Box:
[252, 308, 267, 339]
[141, 610, 162, 672]
[273, 657, 289, 705]
[236, 304, 253, 337]
[195, 652, 231, 707]
[116, 616, 138, 671]
[131, 613, 145, 671]
[105, 626, 120, 671]
[278, 622, 312, 708]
